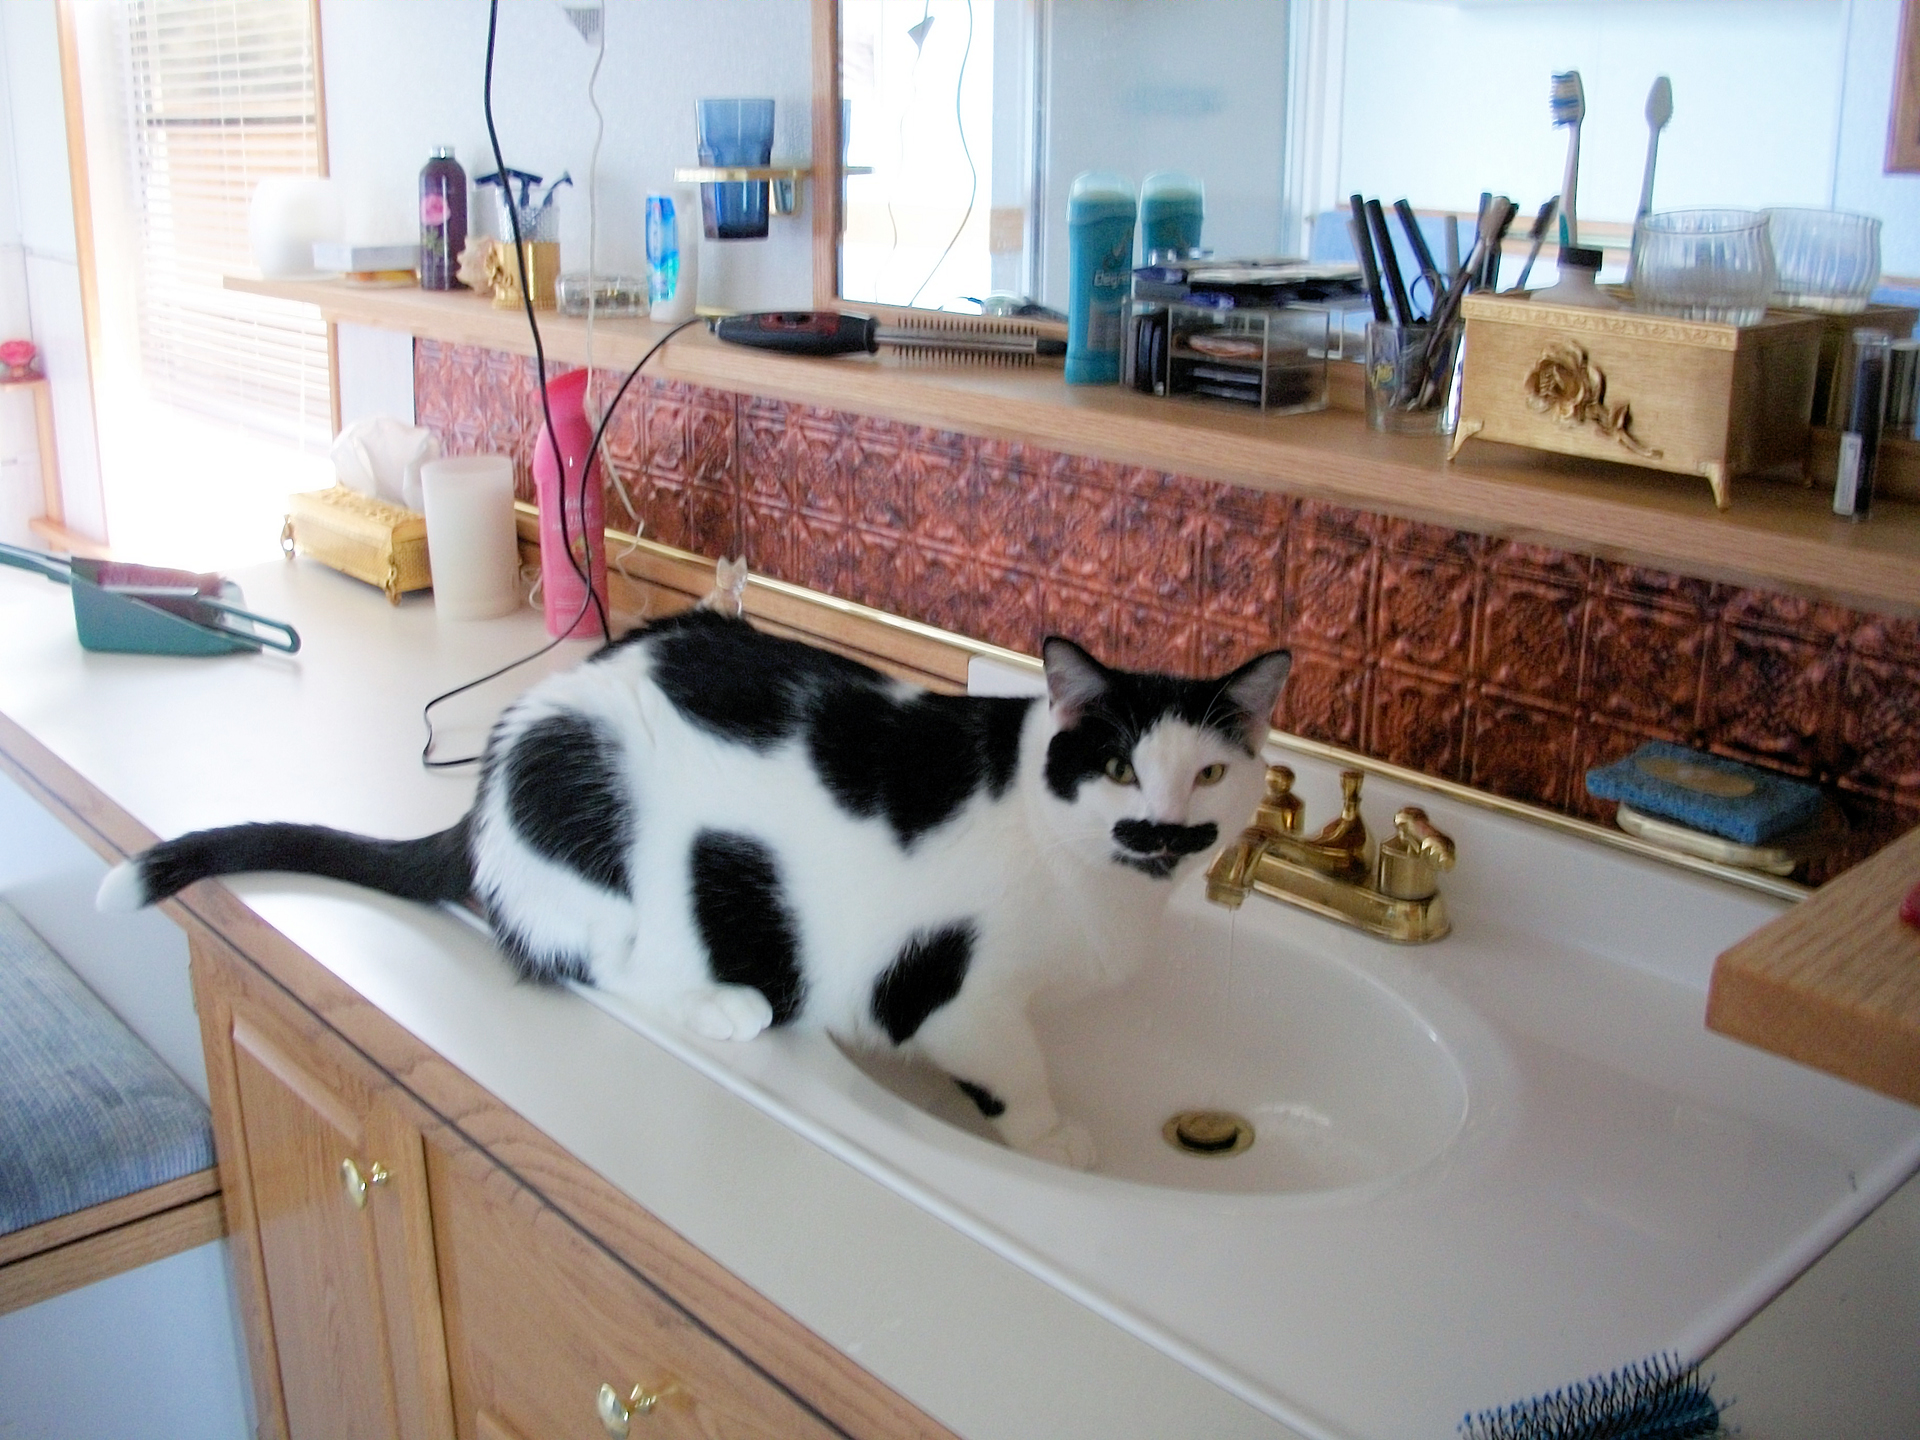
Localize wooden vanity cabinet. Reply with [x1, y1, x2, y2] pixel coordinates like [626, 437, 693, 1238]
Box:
[185, 923, 943, 1440]
[426, 1127, 843, 1440]
[191, 932, 455, 1440]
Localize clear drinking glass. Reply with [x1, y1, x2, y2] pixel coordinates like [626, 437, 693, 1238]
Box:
[1763, 207, 1881, 313]
[1365, 321, 1451, 435]
[1630, 210, 1776, 326]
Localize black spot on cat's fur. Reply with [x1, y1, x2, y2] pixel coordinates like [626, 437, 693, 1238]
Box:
[954, 1078, 1006, 1118]
[810, 690, 1030, 847]
[871, 922, 977, 1043]
[690, 830, 806, 1024]
[641, 608, 879, 749]
[502, 713, 633, 893]
[642, 609, 1031, 846]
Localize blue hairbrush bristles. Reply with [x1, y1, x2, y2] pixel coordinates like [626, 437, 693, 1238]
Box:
[1460, 1353, 1726, 1440]
[1550, 70, 1585, 249]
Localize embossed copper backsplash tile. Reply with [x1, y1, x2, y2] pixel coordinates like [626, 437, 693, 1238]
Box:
[416, 339, 1920, 880]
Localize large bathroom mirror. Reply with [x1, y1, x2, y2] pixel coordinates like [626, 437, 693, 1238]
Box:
[828, 0, 1289, 317]
[817, 0, 1902, 319]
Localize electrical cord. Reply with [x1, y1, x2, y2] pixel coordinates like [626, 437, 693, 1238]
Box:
[420, 4, 702, 770]
[419, 317, 704, 770]
[482, 0, 610, 645]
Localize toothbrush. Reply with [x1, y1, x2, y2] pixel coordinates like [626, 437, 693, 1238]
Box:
[1550, 71, 1584, 250]
[1509, 198, 1558, 292]
[1628, 76, 1673, 284]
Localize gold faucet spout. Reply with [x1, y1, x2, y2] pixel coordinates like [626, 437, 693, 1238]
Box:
[1204, 828, 1266, 908]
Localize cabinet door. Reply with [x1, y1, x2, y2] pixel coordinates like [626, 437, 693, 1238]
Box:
[193, 936, 454, 1440]
[426, 1128, 846, 1440]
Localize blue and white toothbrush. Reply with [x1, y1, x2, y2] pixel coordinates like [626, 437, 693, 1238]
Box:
[1550, 71, 1584, 250]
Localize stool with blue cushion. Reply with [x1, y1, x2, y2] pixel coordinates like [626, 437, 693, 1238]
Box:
[0, 898, 222, 1313]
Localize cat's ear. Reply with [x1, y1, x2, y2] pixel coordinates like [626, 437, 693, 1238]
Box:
[1042, 636, 1111, 727]
[1217, 649, 1292, 751]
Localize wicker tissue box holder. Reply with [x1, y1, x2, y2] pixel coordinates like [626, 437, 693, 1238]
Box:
[1448, 294, 1824, 509]
[281, 485, 431, 604]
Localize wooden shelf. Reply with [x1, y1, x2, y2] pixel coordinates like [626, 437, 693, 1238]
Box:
[231, 274, 1920, 618]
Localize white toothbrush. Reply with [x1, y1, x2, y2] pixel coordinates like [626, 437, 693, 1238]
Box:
[1550, 71, 1585, 251]
[1628, 76, 1673, 283]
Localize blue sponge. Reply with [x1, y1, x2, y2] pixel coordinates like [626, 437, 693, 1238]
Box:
[1584, 742, 1823, 845]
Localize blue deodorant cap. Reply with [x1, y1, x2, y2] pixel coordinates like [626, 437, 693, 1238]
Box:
[1065, 172, 1137, 385]
[1139, 171, 1204, 264]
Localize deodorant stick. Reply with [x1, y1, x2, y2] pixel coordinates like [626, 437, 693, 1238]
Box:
[1064, 172, 1136, 386]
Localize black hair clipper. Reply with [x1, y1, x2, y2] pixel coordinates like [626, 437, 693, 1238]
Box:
[712, 311, 879, 356]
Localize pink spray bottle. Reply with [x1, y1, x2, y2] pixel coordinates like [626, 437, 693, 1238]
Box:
[530, 367, 607, 639]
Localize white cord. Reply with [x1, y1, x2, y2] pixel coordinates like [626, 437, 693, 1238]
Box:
[582, 2, 607, 431]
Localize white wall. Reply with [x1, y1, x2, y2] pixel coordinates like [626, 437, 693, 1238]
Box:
[0, 0, 105, 544]
[1334, 0, 1917, 279]
[318, 0, 818, 316]
[1836, 0, 1920, 278]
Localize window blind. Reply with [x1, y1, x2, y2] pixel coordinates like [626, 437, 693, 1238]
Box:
[118, 0, 329, 447]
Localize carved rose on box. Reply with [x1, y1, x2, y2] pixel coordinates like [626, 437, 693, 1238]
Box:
[1523, 340, 1660, 458]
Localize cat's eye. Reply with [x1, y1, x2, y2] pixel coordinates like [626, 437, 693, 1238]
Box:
[1195, 763, 1227, 786]
[1104, 757, 1137, 785]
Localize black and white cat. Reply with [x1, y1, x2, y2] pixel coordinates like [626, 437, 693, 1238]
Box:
[99, 604, 1289, 1167]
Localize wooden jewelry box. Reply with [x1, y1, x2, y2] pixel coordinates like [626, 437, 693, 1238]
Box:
[1449, 294, 1825, 509]
[281, 485, 432, 604]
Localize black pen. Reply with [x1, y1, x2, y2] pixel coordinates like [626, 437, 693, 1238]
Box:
[1393, 200, 1443, 316]
[1365, 199, 1413, 327]
[1349, 194, 1390, 323]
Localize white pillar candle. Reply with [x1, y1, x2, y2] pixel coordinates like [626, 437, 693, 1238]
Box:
[419, 455, 519, 621]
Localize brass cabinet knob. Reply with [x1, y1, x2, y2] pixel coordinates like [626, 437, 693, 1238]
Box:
[596, 1382, 662, 1438]
[340, 1158, 391, 1209]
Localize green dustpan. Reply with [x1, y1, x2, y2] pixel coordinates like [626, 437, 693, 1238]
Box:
[1, 542, 300, 656]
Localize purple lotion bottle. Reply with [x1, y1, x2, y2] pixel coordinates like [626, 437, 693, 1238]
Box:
[419, 147, 467, 290]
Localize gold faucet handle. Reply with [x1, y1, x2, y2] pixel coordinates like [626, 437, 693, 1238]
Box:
[1375, 807, 1455, 902]
[1338, 768, 1365, 816]
[1391, 808, 1455, 870]
[1257, 764, 1305, 835]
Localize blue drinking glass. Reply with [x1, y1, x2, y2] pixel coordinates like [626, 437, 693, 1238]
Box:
[696, 98, 775, 240]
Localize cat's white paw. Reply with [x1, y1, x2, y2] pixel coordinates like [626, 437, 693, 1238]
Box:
[1018, 1118, 1098, 1171]
[677, 984, 775, 1041]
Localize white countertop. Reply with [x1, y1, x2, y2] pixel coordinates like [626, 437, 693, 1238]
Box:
[3, 557, 1916, 1440]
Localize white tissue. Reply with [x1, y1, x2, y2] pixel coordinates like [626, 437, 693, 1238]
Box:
[331, 416, 441, 510]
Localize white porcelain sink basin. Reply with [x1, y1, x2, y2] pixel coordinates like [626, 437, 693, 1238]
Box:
[578, 737, 1920, 1440]
[845, 904, 1467, 1195]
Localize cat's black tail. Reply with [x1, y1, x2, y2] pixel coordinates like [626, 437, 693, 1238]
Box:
[96, 817, 474, 913]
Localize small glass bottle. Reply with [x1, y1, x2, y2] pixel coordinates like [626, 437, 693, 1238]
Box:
[1528, 245, 1620, 309]
[1834, 328, 1891, 519]
[419, 147, 467, 291]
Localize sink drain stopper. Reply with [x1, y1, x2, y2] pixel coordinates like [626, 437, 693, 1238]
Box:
[1163, 1109, 1255, 1157]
